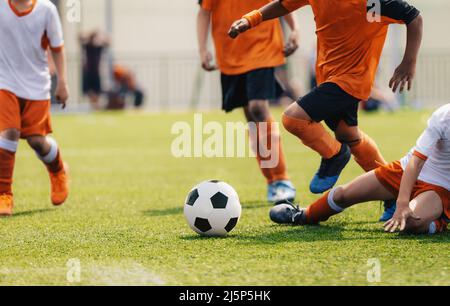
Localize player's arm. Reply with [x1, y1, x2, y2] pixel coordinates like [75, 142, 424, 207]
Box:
[52, 49, 69, 108]
[47, 5, 69, 108]
[197, 7, 216, 71]
[385, 1, 423, 93]
[229, 0, 306, 39]
[384, 155, 424, 233]
[283, 13, 300, 57]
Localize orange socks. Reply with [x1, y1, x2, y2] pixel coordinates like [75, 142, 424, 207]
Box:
[250, 119, 289, 184]
[36, 137, 64, 174]
[282, 114, 341, 159]
[350, 131, 386, 172]
[305, 189, 345, 224]
[0, 138, 18, 195]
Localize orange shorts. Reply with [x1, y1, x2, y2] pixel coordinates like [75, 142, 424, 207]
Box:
[0, 90, 52, 139]
[375, 161, 450, 221]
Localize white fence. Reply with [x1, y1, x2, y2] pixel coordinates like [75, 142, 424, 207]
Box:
[66, 50, 450, 111]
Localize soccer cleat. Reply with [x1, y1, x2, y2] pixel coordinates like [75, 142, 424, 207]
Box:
[49, 163, 69, 206]
[270, 200, 307, 225]
[0, 194, 14, 217]
[267, 180, 296, 203]
[379, 200, 397, 222]
[310, 144, 351, 194]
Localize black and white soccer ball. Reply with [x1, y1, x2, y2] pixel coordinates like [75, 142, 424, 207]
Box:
[184, 180, 241, 237]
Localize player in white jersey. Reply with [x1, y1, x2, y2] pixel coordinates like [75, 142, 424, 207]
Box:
[270, 104, 450, 235]
[0, 0, 69, 217]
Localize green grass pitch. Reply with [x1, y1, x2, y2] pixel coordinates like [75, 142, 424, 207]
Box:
[0, 109, 448, 286]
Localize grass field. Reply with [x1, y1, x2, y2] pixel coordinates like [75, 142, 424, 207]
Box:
[0, 108, 448, 286]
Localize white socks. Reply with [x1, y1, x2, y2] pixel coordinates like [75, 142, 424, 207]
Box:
[36, 137, 58, 164]
[328, 188, 345, 213]
[0, 137, 18, 153]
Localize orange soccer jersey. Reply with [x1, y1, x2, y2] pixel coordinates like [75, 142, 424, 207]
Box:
[199, 0, 286, 75]
[280, 0, 420, 101]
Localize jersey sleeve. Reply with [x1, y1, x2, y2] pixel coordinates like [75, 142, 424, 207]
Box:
[376, 0, 420, 25]
[198, 0, 214, 11]
[279, 0, 309, 12]
[413, 111, 445, 159]
[46, 4, 64, 51]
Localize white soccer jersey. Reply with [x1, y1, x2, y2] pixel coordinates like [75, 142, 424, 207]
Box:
[401, 104, 450, 191]
[0, 0, 64, 100]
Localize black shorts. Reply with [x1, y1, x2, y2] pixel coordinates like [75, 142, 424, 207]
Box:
[297, 82, 360, 131]
[82, 71, 102, 95]
[221, 68, 277, 112]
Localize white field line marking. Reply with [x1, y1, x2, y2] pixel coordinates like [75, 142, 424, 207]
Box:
[0, 263, 166, 286]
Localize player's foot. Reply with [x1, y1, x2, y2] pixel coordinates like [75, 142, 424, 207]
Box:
[0, 194, 14, 217]
[270, 200, 307, 225]
[310, 144, 351, 194]
[50, 163, 69, 206]
[267, 180, 296, 203]
[379, 200, 397, 222]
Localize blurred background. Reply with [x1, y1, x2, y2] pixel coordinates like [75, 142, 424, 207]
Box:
[55, 0, 450, 112]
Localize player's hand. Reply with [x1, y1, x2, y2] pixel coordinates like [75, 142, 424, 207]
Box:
[383, 205, 420, 233]
[228, 18, 250, 39]
[389, 59, 416, 93]
[200, 50, 217, 72]
[284, 29, 300, 57]
[55, 81, 69, 109]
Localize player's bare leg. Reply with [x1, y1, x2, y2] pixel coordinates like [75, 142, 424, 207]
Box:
[27, 135, 69, 206]
[334, 122, 394, 221]
[400, 191, 445, 234]
[0, 129, 20, 216]
[283, 102, 351, 194]
[270, 171, 395, 225]
[244, 100, 295, 203]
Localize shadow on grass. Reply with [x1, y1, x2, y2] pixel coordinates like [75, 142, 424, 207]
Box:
[13, 208, 53, 218]
[144, 201, 269, 217]
[180, 222, 449, 245]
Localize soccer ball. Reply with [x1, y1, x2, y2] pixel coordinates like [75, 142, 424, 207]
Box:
[184, 180, 242, 237]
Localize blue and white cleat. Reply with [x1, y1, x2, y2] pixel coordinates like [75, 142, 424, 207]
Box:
[270, 200, 307, 225]
[379, 200, 397, 222]
[267, 180, 296, 203]
[310, 144, 351, 194]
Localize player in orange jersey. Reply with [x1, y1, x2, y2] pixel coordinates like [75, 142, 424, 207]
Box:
[197, 0, 302, 203]
[0, 0, 70, 217]
[229, 0, 423, 220]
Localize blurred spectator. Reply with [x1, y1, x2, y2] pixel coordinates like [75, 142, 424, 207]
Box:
[274, 64, 303, 107]
[106, 65, 145, 110]
[361, 85, 398, 113]
[272, 16, 303, 107]
[79, 31, 110, 110]
[308, 43, 317, 90]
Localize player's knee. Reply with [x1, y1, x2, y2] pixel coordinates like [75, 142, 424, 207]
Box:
[332, 186, 346, 205]
[248, 102, 270, 123]
[26, 135, 47, 153]
[336, 131, 360, 146]
[0, 129, 20, 142]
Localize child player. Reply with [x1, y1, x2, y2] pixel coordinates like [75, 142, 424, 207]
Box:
[0, 0, 70, 216]
[197, 0, 300, 203]
[271, 104, 450, 235]
[229, 0, 423, 220]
